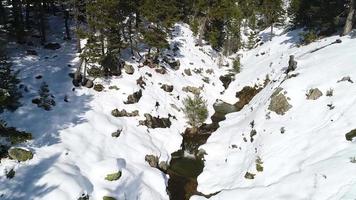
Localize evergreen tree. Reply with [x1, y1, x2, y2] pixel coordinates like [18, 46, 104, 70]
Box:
[183, 93, 208, 129]
[0, 42, 21, 112]
[261, 0, 285, 40]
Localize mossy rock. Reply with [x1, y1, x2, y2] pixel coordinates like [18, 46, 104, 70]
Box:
[8, 148, 33, 161]
[256, 163, 264, 172]
[103, 196, 116, 200]
[94, 84, 105, 92]
[105, 171, 122, 181]
[346, 129, 356, 141]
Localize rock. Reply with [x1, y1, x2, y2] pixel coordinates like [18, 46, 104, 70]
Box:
[306, 88, 323, 100]
[105, 171, 122, 181]
[108, 85, 119, 90]
[286, 55, 297, 73]
[182, 86, 201, 95]
[8, 148, 33, 162]
[335, 39, 342, 43]
[111, 109, 139, 117]
[244, 172, 255, 179]
[158, 161, 169, 172]
[26, 49, 38, 56]
[44, 42, 61, 50]
[139, 114, 171, 129]
[346, 129, 356, 141]
[103, 196, 116, 200]
[337, 76, 354, 83]
[93, 84, 104, 92]
[161, 84, 174, 92]
[124, 64, 135, 75]
[219, 74, 233, 89]
[5, 168, 15, 179]
[155, 67, 167, 74]
[124, 90, 142, 104]
[235, 86, 263, 111]
[166, 59, 180, 70]
[145, 155, 159, 168]
[83, 79, 94, 88]
[35, 75, 43, 79]
[111, 129, 122, 138]
[184, 68, 192, 76]
[268, 88, 292, 115]
[136, 76, 146, 89]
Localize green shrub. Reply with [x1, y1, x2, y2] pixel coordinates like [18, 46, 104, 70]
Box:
[300, 31, 318, 45]
[232, 57, 241, 74]
[182, 94, 208, 128]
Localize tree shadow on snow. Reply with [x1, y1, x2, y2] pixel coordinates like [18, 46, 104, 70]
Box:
[0, 154, 61, 200]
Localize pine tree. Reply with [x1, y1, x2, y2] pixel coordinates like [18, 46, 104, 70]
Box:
[0, 43, 21, 112]
[261, 0, 285, 40]
[183, 93, 208, 128]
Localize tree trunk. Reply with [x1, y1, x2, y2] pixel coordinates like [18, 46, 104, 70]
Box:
[74, 0, 81, 53]
[342, 0, 355, 36]
[270, 23, 274, 41]
[25, 0, 30, 28]
[63, 5, 71, 40]
[12, 0, 25, 43]
[0, 1, 6, 28]
[197, 17, 208, 46]
[39, 1, 46, 44]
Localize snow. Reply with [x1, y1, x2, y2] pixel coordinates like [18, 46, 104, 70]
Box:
[1, 15, 356, 200]
[0, 18, 228, 200]
[193, 30, 356, 199]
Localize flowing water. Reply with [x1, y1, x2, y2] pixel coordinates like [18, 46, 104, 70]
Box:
[167, 100, 239, 200]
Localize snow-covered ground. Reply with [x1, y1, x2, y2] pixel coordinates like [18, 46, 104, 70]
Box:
[193, 30, 356, 199]
[0, 19, 229, 200]
[1, 15, 356, 200]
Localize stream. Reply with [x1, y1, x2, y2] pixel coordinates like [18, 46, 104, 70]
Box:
[167, 100, 239, 200]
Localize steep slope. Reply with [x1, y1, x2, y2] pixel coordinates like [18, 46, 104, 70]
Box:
[0, 20, 230, 200]
[194, 30, 356, 199]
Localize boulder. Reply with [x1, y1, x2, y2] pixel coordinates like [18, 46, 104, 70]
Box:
[44, 42, 61, 50]
[184, 69, 192, 76]
[26, 49, 38, 56]
[124, 64, 135, 75]
[105, 171, 122, 181]
[155, 67, 167, 74]
[158, 161, 169, 172]
[93, 84, 104, 92]
[306, 88, 323, 100]
[103, 197, 116, 200]
[139, 114, 171, 129]
[235, 86, 262, 111]
[111, 109, 139, 117]
[346, 129, 356, 141]
[337, 76, 354, 83]
[111, 129, 122, 138]
[161, 84, 174, 92]
[244, 172, 255, 179]
[268, 88, 292, 115]
[136, 76, 146, 89]
[219, 74, 233, 89]
[286, 55, 297, 73]
[8, 148, 33, 162]
[145, 155, 159, 168]
[124, 90, 142, 104]
[182, 86, 201, 95]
